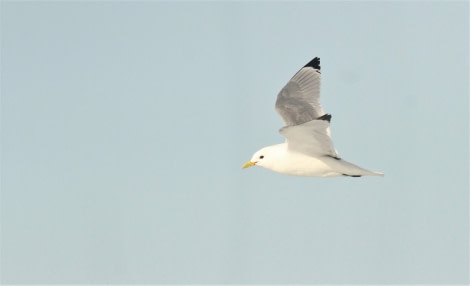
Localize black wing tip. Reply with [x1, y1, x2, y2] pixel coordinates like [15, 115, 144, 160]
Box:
[327, 155, 341, 160]
[304, 57, 321, 70]
[317, 113, 331, 122]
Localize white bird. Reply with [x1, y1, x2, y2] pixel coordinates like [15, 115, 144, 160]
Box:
[242, 57, 384, 177]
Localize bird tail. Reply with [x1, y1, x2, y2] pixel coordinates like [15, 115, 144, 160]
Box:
[324, 156, 384, 177]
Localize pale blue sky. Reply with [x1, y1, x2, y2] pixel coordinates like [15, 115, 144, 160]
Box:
[1, 1, 469, 284]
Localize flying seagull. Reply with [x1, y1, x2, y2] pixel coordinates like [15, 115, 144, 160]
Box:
[242, 57, 384, 177]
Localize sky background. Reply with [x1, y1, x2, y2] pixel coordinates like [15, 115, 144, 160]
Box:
[1, 1, 469, 284]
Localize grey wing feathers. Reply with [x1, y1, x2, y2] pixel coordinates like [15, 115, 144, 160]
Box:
[277, 57, 339, 158]
[275, 57, 324, 126]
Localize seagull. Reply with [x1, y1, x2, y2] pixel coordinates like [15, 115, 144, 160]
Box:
[242, 57, 384, 177]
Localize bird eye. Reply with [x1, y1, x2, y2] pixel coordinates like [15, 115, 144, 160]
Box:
[259, 155, 264, 159]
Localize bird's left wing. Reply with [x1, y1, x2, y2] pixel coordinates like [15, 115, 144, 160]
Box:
[279, 116, 339, 158]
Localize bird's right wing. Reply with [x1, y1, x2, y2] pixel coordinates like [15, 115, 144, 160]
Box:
[275, 57, 325, 126]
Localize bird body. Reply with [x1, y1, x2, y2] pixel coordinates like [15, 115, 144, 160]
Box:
[243, 57, 384, 178]
[249, 143, 383, 178]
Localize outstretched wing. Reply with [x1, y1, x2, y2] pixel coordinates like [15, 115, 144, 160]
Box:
[280, 116, 339, 158]
[277, 58, 339, 158]
[275, 57, 324, 126]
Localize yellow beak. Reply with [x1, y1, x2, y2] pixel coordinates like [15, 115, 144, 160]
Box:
[242, 161, 256, 169]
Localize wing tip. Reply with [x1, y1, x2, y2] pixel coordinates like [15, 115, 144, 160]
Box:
[304, 57, 321, 71]
[317, 113, 331, 122]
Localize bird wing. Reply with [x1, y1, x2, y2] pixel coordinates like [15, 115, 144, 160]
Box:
[280, 118, 339, 158]
[275, 57, 324, 126]
[276, 57, 339, 158]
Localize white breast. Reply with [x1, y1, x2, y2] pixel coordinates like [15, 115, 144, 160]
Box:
[263, 145, 337, 177]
